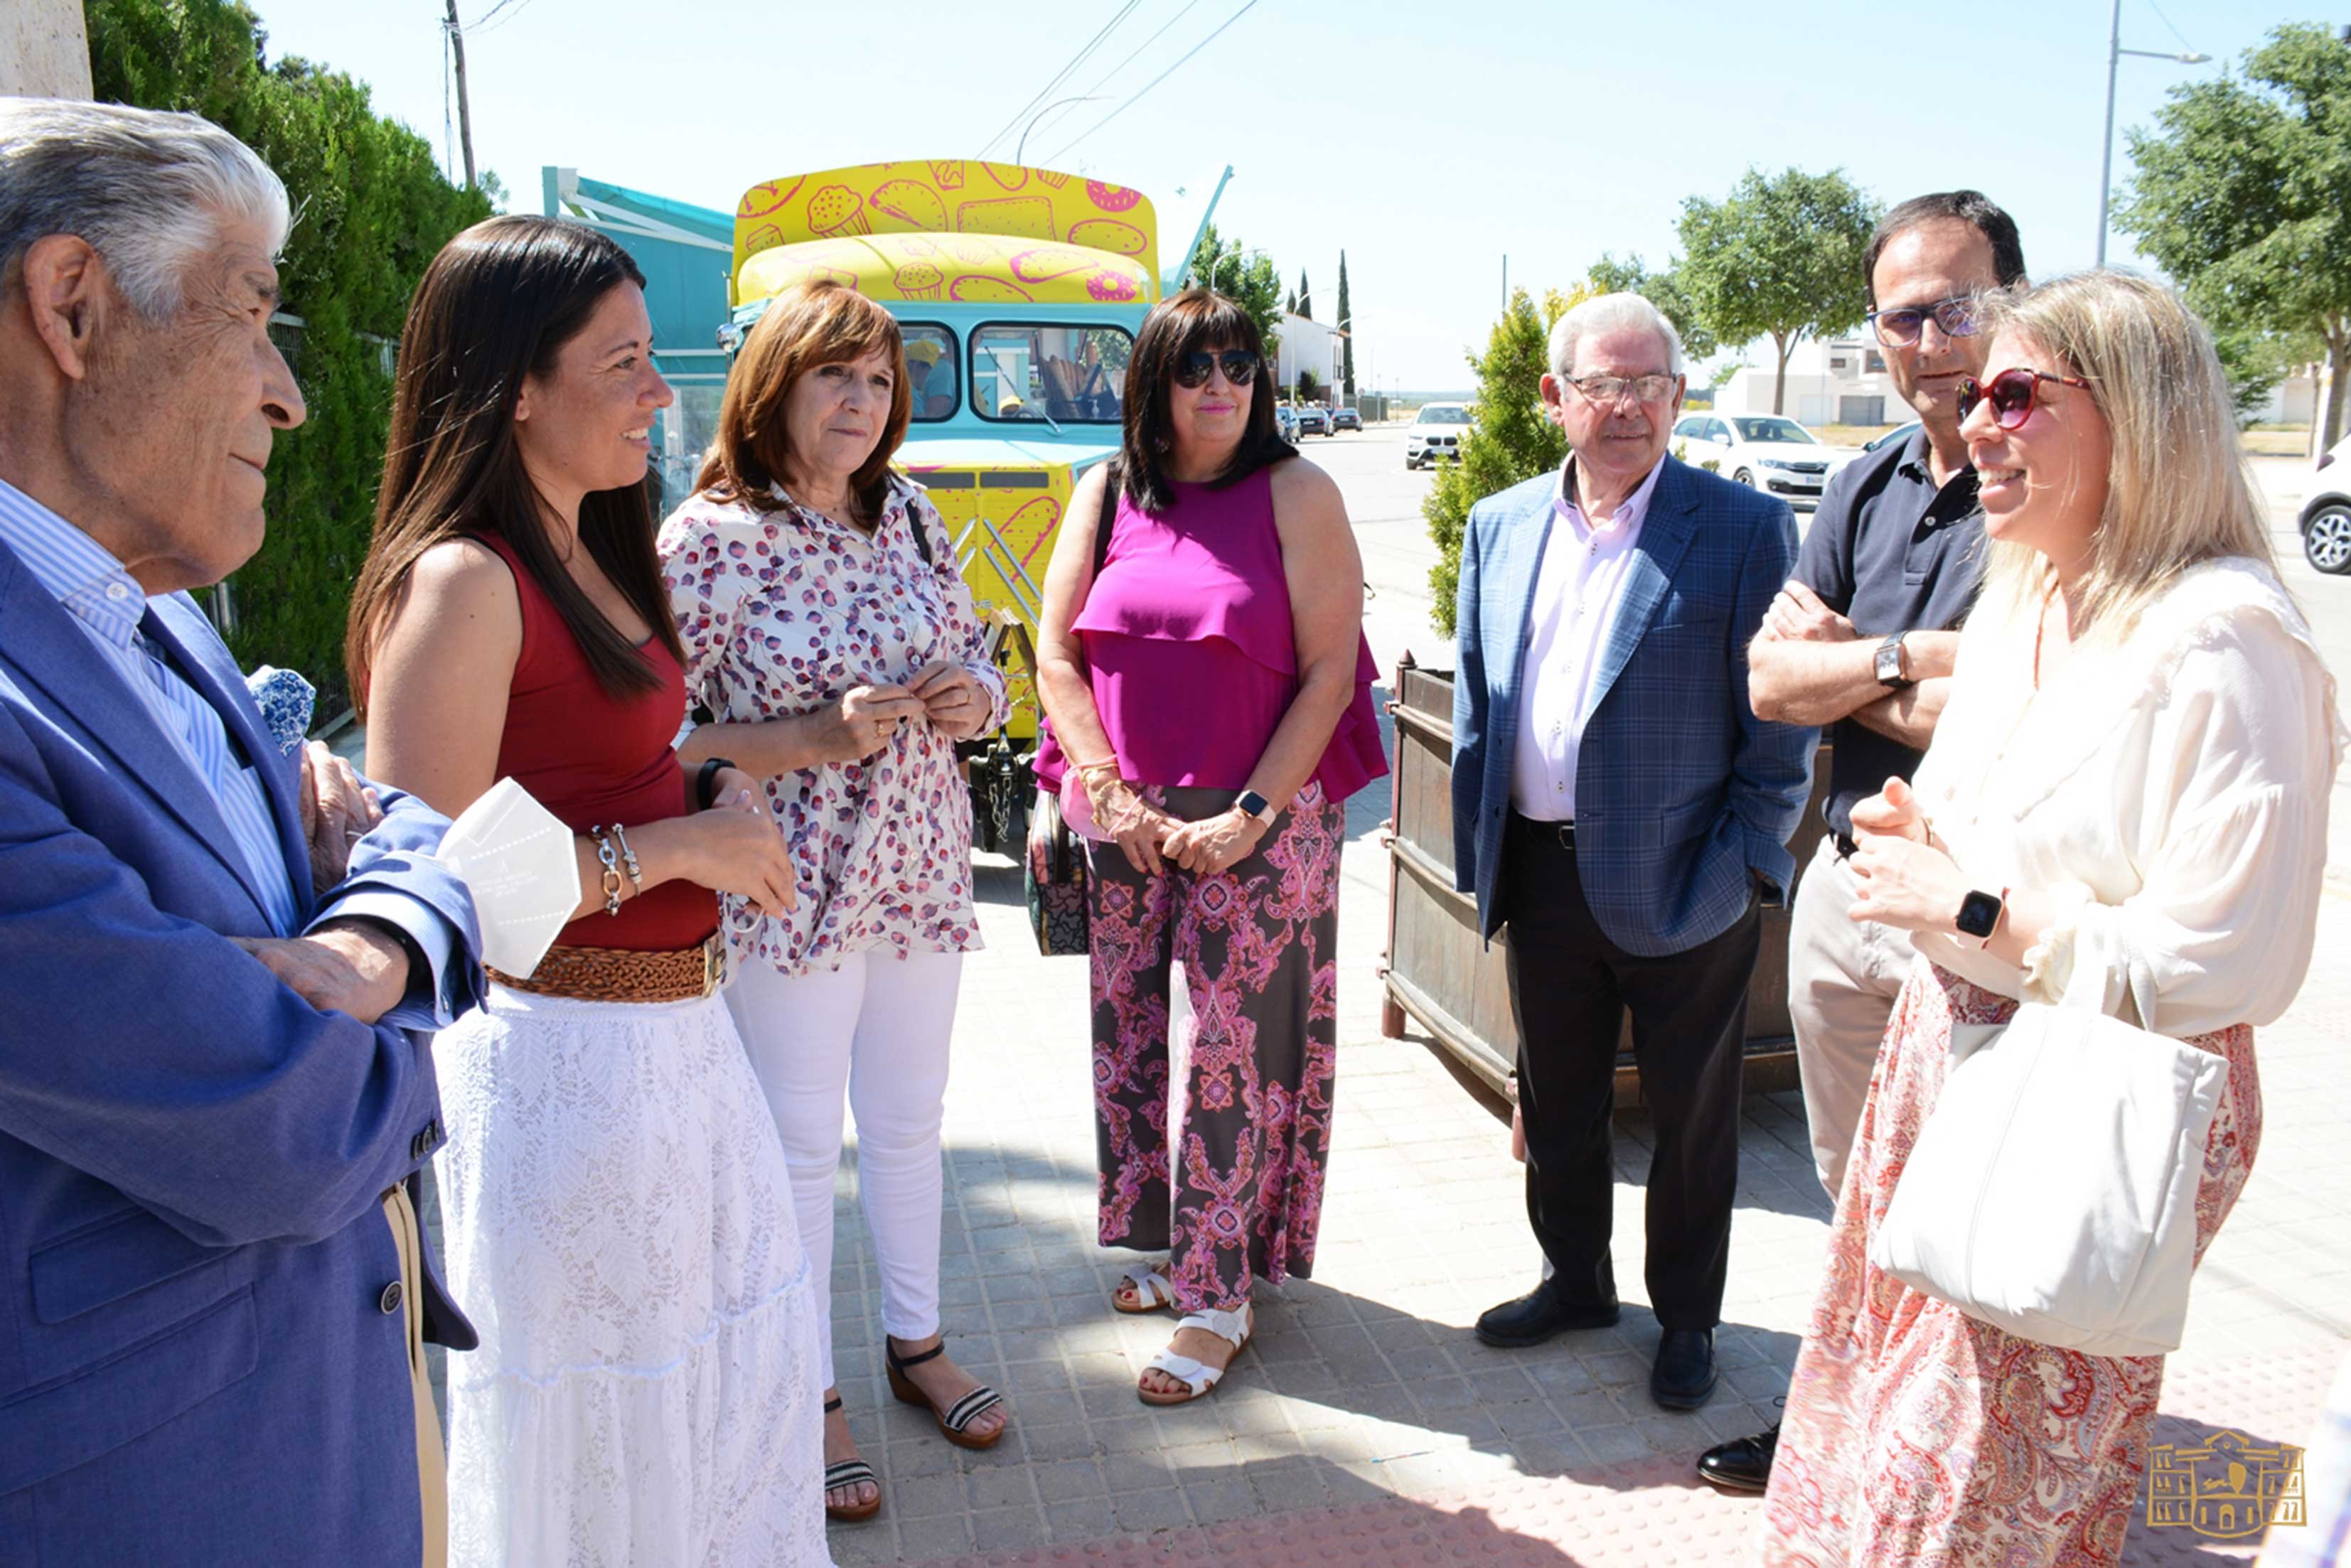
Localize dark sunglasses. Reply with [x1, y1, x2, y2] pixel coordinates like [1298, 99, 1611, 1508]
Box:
[1868, 294, 1981, 348]
[1172, 349, 1260, 388]
[1956, 367, 2094, 430]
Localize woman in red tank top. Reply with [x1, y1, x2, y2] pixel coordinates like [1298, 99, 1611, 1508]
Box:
[346, 217, 833, 1567]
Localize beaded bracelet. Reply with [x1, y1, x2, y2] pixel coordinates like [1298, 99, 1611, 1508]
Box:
[589, 827, 624, 916]
[610, 823, 644, 893]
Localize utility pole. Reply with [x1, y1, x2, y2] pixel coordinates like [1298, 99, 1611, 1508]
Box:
[444, 0, 477, 188]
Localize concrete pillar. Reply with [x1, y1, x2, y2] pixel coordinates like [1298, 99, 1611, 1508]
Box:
[3, 0, 94, 100]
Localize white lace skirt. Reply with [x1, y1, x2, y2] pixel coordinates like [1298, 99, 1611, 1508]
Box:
[436, 984, 833, 1568]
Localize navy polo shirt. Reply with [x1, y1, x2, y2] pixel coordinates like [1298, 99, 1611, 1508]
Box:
[1792, 430, 1986, 839]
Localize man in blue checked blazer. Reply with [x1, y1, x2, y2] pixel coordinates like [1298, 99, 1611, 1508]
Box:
[0, 102, 483, 1567]
[1450, 293, 1815, 1412]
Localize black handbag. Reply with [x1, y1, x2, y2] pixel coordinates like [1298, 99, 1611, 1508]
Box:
[1022, 459, 1122, 957]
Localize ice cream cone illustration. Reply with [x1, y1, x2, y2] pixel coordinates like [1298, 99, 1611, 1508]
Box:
[957, 197, 1056, 242]
[949, 275, 1034, 304]
[1085, 180, 1143, 213]
[808, 184, 872, 238]
[978, 161, 1029, 191]
[894, 259, 943, 300]
[1067, 218, 1147, 257]
[1086, 269, 1142, 304]
[737, 176, 806, 218]
[869, 179, 948, 232]
[1034, 169, 1071, 189]
[927, 160, 965, 189]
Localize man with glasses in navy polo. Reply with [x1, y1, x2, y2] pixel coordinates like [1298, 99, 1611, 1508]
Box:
[1699, 190, 2027, 1494]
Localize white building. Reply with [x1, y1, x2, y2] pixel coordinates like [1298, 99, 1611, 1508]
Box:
[1714, 335, 1905, 426]
[1274, 311, 1348, 402]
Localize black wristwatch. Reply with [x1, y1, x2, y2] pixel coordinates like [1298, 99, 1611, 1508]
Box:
[697, 756, 739, 810]
[1874, 632, 1914, 690]
[1236, 790, 1277, 826]
[1954, 888, 2005, 944]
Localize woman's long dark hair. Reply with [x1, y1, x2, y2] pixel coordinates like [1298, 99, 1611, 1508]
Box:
[1119, 288, 1295, 513]
[346, 215, 683, 707]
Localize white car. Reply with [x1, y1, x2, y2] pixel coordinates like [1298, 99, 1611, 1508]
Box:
[1407, 402, 1472, 469]
[2301, 428, 2351, 575]
[1672, 412, 1836, 508]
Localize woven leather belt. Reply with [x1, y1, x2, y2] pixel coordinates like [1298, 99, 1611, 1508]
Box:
[487, 933, 727, 1004]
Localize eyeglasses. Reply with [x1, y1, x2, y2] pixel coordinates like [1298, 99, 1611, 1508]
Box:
[1868, 295, 1981, 348]
[1173, 349, 1260, 388]
[1956, 367, 2094, 430]
[1563, 372, 1679, 405]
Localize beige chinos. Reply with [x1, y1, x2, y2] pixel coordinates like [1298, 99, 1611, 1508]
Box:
[1787, 835, 1914, 1199]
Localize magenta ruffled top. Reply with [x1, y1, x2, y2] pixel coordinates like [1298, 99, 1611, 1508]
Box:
[1037, 466, 1388, 802]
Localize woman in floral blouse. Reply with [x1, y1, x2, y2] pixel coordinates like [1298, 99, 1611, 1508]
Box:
[658, 281, 1010, 1523]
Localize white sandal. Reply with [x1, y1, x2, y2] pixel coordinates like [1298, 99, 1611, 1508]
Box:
[1138, 1303, 1253, 1406]
[1113, 1264, 1175, 1314]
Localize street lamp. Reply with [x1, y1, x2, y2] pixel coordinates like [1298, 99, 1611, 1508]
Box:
[1014, 96, 1109, 166]
[1211, 247, 1268, 294]
[2095, 0, 2209, 265]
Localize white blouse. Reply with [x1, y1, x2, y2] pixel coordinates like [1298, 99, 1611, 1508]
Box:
[658, 475, 1010, 977]
[1909, 557, 2345, 1037]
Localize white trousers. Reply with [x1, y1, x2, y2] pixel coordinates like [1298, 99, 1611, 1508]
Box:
[1788, 834, 1915, 1200]
[727, 947, 964, 1391]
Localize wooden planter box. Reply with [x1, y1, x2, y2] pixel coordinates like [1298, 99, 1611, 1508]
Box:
[1378, 655, 1833, 1108]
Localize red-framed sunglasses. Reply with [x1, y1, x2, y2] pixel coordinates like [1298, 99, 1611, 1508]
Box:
[1956, 367, 2094, 430]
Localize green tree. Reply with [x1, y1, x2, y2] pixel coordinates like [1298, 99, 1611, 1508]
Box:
[1337, 250, 1355, 394]
[1423, 285, 1583, 635]
[87, 0, 496, 710]
[1182, 221, 1283, 354]
[1675, 168, 1878, 415]
[1586, 252, 1718, 361]
[1297, 267, 1312, 320]
[2117, 23, 2351, 449]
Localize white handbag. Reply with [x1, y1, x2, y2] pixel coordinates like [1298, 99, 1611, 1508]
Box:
[1868, 974, 2230, 1358]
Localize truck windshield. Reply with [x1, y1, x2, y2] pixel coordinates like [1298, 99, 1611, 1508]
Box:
[973, 323, 1132, 424]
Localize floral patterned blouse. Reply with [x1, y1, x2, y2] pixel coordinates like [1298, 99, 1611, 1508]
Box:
[658, 474, 1010, 976]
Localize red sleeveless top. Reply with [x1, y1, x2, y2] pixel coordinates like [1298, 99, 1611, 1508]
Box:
[471, 530, 717, 952]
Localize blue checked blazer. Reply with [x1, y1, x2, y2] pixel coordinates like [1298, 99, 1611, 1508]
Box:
[1450, 458, 1816, 955]
[0, 536, 484, 1567]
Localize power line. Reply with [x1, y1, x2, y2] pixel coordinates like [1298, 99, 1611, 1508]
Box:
[468, 0, 543, 35]
[2139, 0, 2196, 53]
[1074, 0, 1206, 102]
[976, 1, 1144, 160]
[1044, 0, 1260, 165]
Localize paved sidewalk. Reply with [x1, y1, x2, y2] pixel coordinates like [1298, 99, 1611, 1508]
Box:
[815, 768, 2351, 1564]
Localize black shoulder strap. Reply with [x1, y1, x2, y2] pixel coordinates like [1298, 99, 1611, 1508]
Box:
[909, 495, 936, 568]
[1092, 458, 1122, 579]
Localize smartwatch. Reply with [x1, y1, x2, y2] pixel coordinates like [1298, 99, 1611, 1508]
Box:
[697, 756, 739, 810]
[1874, 632, 1914, 690]
[1236, 790, 1278, 826]
[1954, 888, 2006, 944]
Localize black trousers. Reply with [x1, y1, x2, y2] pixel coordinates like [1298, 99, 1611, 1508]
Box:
[1501, 814, 1761, 1331]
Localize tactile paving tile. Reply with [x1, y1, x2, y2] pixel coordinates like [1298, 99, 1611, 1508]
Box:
[897, 1343, 2344, 1568]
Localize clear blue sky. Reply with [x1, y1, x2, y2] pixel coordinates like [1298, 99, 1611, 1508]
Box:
[248, 0, 2321, 390]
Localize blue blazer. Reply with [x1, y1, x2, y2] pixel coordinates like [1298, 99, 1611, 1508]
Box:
[0, 540, 483, 1567]
[1451, 458, 1816, 955]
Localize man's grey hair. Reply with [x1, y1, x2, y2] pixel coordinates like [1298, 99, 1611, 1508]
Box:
[0, 99, 289, 322]
[1547, 291, 1686, 380]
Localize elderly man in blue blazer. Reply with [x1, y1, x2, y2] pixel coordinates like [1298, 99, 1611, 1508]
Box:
[0, 102, 483, 1567]
[1451, 292, 1815, 1411]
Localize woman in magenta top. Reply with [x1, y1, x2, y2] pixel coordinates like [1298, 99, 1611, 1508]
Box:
[1037, 289, 1386, 1406]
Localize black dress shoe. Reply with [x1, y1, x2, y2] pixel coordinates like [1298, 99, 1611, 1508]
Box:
[1696, 1420, 1778, 1491]
[1473, 1279, 1620, 1348]
[1651, 1326, 1718, 1409]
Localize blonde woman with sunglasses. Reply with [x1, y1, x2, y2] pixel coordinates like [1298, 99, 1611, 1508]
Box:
[1758, 270, 2342, 1566]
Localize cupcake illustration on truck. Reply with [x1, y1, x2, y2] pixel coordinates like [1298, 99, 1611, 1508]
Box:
[722, 158, 1228, 859]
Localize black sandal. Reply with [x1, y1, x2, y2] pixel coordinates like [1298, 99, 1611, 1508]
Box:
[820, 1395, 881, 1523]
[885, 1338, 1007, 1451]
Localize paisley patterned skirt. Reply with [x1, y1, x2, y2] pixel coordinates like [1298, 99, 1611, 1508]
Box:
[1757, 961, 2261, 1567]
[1085, 783, 1345, 1315]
